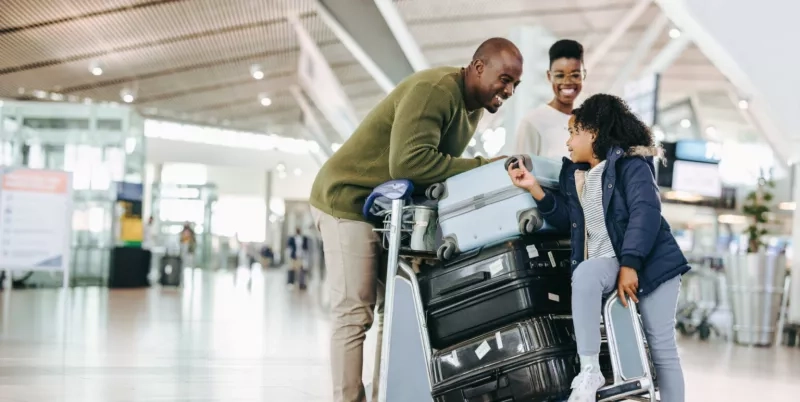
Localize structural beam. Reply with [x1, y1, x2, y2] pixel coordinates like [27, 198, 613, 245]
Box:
[639, 34, 690, 77]
[287, 12, 359, 142]
[585, 0, 653, 71]
[289, 85, 334, 162]
[316, 0, 426, 93]
[373, 0, 429, 72]
[608, 13, 669, 94]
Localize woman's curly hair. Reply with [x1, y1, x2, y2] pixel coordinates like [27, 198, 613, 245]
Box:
[572, 93, 654, 160]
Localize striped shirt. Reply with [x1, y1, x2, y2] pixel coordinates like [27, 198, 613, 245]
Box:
[581, 161, 617, 259]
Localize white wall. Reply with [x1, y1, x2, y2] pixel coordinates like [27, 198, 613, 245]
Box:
[147, 137, 319, 200]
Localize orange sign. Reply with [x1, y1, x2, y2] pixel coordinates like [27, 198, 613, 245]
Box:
[2, 169, 69, 194]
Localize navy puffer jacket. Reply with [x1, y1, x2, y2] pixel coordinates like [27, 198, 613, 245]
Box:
[536, 145, 690, 297]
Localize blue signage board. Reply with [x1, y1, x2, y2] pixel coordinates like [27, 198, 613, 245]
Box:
[675, 139, 722, 164]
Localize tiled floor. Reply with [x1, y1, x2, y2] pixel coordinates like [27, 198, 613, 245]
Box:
[0, 267, 797, 401]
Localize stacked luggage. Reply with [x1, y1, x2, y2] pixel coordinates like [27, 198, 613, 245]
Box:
[366, 154, 658, 401]
[419, 155, 604, 401]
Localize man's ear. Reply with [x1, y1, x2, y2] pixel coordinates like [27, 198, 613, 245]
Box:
[546, 70, 552, 82]
[474, 59, 485, 76]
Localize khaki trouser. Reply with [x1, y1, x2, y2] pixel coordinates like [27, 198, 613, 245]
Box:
[311, 206, 385, 402]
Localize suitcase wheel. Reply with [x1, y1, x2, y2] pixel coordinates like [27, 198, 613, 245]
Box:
[437, 238, 458, 261]
[426, 182, 446, 200]
[518, 209, 543, 234]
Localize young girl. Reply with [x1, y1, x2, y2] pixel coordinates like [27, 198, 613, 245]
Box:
[507, 94, 689, 402]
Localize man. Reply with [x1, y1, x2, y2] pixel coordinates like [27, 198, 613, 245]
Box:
[286, 228, 309, 290]
[309, 37, 523, 402]
[513, 39, 585, 159]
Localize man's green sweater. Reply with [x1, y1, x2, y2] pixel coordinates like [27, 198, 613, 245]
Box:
[309, 66, 489, 222]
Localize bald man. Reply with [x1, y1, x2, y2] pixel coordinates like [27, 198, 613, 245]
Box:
[310, 37, 523, 402]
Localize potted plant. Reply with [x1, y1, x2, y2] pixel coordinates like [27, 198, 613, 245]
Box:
[742, 175, 774, 253]
[726, 173, 787, 346]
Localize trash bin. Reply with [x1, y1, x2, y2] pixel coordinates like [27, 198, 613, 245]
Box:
[725, 252, 787, 346]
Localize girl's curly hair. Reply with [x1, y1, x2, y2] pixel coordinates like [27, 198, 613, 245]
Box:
[572, 93, 654, 160]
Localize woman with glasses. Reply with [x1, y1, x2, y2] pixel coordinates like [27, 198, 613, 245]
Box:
[513, 39, 586, 159]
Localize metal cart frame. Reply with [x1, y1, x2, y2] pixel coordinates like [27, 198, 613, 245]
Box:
[375, 197, 435, 402]
[373, 195, 659, 402]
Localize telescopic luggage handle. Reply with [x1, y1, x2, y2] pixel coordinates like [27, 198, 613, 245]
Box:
[503, 154, 532, 171]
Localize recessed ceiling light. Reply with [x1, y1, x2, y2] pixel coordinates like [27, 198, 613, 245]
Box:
[120, 88, 135, 103]
[89, 60, 103, 76]
[259, 93, 272, 107]
[669, 28, 681, 39]
[276, 163, 286, 172]
[294, 168, 302, 176]
[705, 126, 717, 136]
[250, 64, 264, 80]
[680, 119, 691, 128]
[738, 99, 749, 110]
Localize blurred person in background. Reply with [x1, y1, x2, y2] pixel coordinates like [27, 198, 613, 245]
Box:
[309, 37, 523, 402]
[179, 222, 196, 268]
[513, 39, 585, 159]
[142, 216, 159, 250]
[287, 228, 309, 290]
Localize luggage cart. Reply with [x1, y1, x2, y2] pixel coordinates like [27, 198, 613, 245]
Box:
[676, 260, 724, 341]
[371, 181, 658, 402]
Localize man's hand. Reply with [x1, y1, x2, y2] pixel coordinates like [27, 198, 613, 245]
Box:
[617, 266, 640, 308]
[489, 155, 508, 162]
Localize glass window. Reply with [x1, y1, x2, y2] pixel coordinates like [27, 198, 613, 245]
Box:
[161, 163, 208, 185]
[211, 196, 267, 242]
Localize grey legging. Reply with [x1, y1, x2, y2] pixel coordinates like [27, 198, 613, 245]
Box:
[571, 257, 685, 402]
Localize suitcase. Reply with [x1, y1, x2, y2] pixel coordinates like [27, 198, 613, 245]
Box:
[159, 255, 182, 286]
[426, 154, 563, 261]
[424, 240, 572, 349]
[431, 315, 613, 402]
[288, 268, 307, 289]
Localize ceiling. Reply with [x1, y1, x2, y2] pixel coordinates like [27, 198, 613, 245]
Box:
[0, 0, 747, 145]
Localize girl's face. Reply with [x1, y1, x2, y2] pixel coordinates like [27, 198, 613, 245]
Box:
[566, 115, 595, 163]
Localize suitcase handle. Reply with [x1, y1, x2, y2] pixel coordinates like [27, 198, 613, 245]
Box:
[439, 271, 490, 295]
[444, 246, 483, 266]
[462, 372, 510, 399]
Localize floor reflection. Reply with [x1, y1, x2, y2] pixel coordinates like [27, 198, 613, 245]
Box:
[0, 267, 797, 401]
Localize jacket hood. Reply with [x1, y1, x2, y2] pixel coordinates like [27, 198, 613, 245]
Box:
[624, 145, 662, 158]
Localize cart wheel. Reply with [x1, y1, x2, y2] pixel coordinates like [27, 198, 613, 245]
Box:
[437, 239, 457, 261]
[426, 183, 446, 200]
[676, 322, 689, 336]
[698, 324, 711, 341]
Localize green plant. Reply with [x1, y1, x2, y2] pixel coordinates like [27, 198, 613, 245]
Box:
[742, 175, 775, 253]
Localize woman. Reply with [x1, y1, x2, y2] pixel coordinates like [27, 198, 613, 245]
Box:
[507, 94, 689, 402]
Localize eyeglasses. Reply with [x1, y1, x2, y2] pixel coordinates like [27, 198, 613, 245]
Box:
[549, 70, 587, 84]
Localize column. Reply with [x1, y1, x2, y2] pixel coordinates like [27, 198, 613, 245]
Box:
[264, 170, 274, 245]
[501, 25, 555, 155]
[789, 163, 800, 324]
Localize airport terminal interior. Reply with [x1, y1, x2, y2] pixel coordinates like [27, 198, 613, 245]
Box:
[1, 0, 799, 401]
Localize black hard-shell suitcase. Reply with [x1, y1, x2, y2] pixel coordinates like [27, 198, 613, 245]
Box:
[159, 255, 182, 286]
[422, 239, 573, 349]
[431, 315, 612, 402]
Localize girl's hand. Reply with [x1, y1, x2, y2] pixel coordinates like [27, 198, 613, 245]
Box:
[507, 161, 545, 200]
[617, 266, 640, 307]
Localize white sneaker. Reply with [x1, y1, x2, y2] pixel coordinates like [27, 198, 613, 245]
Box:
[567, 367, 606, 402]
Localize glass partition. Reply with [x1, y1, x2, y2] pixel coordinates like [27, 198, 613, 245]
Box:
[0, 100, 146, 287]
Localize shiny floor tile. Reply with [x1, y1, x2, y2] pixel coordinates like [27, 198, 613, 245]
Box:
[0, 268, 797, 401]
